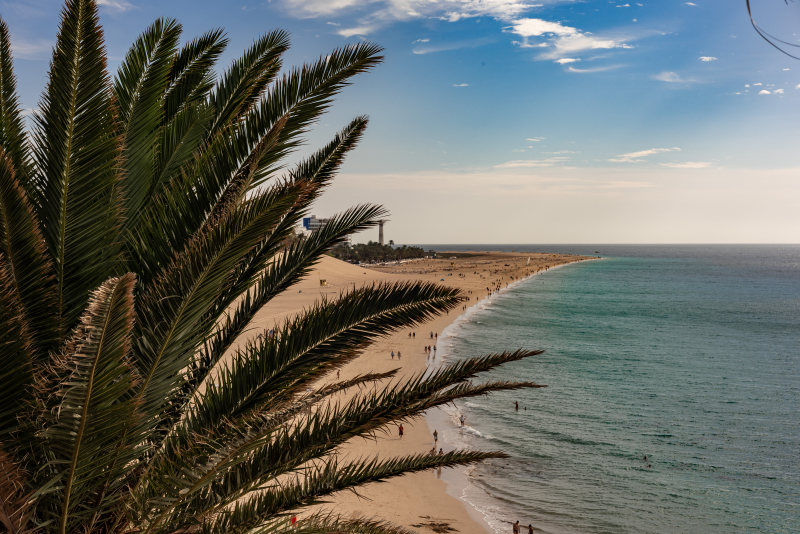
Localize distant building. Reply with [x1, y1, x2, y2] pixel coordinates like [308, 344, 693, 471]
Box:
[302, 215, 350, 244]
[302, 215, 330, 232]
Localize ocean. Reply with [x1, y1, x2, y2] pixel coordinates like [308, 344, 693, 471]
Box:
[424, 245, 800, 534]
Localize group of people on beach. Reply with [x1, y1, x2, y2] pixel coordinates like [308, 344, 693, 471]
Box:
[512, 521, 535, 534]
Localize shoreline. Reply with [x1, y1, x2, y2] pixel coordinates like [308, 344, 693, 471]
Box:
[240, 251, 596, 534]
[423, 258, 599, 534]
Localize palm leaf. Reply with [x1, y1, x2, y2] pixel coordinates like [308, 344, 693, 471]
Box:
[201, 452, 505, 534]
[162, 28, 227, 125]
[208, 30, 289, 136]
[35, 274, 139, 534]
[0, 151, 58, 359]
[114, 18, 182, 234]
[131, 181, 306, 443]
[31, 0, 122, 336]
[0, 18, 31, 187]
[0, 256, 35, 440]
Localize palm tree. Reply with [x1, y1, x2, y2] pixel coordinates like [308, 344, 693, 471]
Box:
[0, 1, 546, 533]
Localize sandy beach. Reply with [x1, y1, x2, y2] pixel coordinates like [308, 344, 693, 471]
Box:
[235, 251, 592, 534]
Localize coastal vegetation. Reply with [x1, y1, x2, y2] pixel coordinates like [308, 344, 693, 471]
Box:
[329, 241, 428, 263]
[0, 1, 545, 533]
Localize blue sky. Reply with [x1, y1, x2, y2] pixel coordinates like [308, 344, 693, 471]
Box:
[4, 0, 800, 243]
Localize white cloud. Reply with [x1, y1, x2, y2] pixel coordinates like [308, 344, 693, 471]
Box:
[338, 26, 375, 37]
[326, 21, 341, 26]
[9, 35, 51, 59]
[508, 18, 577, 38]
[758, 90, 771, 95]
[506, 18, 632, 60]
[526, 137, 545, 142]
[652, 71, 694, 83]
[568, 65, 622, 73]
[745, 84, 750, 87]
[796, 84, 800, 89]
[413, 37, 495, 54]
[413, 38, 429, 43]
[609, 147, 680, 163]
[685, 2, 697, 5]
[783, 68, 790, 71]
[283, 0, 545, 21]
[555, 58, 580, 64]
[453, 83, 469, 87]
[699, 56, 717, 61]
[616, 3, 630, 7]
[753, 83, 762, 86]
[775, 88, 784, 94]
[660, 162, 711, 169]
[495, 157, 569, 168]
[97, 0, 133, 11]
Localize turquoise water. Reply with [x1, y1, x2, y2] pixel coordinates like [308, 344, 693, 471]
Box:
[431, 245, 800, 534]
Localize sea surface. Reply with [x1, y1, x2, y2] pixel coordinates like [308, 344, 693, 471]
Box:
[423, 245, 799, 534]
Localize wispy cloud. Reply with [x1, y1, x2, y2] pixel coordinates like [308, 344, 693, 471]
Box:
[282, 0, 545, 22]
[338, 26, 375, 37]
[97, 0, 134, 11]
[495, 156, 569, 168]
[699, 56, 717, 61]
[413, 37, 495, 55]
[652, 71, 695, 83]
[609, 147, 680, 163]
[568, 65, 622, 73]
[660, 162, 711, 169]
[526, 137, 546, 142]
[684, 2, 697, 5]
[326, 21, 341, 26]
[775, 88, 784, 94]
[10, 35, 51, 60]
[555, 58, 580, 64]
[453, 83, 469, 87]
[412, 38, 429, 43]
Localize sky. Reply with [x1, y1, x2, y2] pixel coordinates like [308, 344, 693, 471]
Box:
[3, 0, 800, 244]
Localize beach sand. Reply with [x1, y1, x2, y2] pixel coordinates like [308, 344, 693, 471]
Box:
[235, 251, 591, 534]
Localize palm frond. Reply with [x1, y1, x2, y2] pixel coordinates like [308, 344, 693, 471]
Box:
[114, 18, 182, 234]
[132, 43, 382, 279]
[201, 452, 504, 534]
[184, 281, 462, 445]
[0, 18, 31, 187]
[155, 352, 541, 517]
[208, 30, 289, 136]
[0, 447, 33, 534]
[151, 102, 213, 196]
[31, 0, 122, 336]
[162, 28, 227, 125]
[237, 43, 384, 193]
[0, 256, 35, 440]
[35, 274, 139, 534]
[0, 151, 58, 359]
[131, 181, 305, 440]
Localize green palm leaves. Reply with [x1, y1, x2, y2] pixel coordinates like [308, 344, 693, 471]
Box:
[0, 1, 548, 533]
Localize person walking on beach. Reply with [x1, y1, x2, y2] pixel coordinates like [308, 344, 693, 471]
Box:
[433, 429, 438, 447]
[398, 351, 401, 360]
[398, 424, 404, 438]
[460, 414, 465, 427]
[430, 331, 433, 339]
[528, 525, 534, 534]
[391, 351, 394, 359]
[513, 521, 520, 534]
[438, 448, 443, 456]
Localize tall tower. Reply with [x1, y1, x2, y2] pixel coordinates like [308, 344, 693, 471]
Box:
[378, 219, 389, 245]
